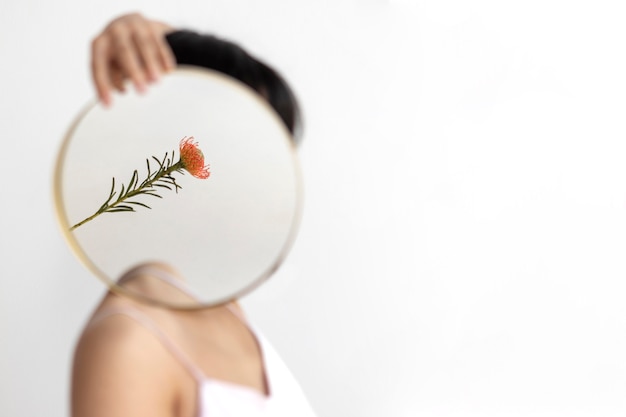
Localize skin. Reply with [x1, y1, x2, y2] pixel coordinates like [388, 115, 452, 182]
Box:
[72, 263, 269, 417]
[73, 14, 269, 417]
[91, 13, 176, 106]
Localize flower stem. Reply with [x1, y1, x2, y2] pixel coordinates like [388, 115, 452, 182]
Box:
[70, 210, 102, 231]
[70, 159, 184, 231]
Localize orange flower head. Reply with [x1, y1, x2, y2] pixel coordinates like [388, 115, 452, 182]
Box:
[179, 136, 210, 179]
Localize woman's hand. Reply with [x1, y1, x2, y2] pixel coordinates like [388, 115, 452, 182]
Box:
[91, 13, 177, 106]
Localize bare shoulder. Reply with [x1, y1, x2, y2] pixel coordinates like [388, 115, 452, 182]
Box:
[71, 306, 178, 417]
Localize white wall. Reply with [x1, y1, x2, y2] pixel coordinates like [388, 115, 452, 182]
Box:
[2, 1, 626, 416]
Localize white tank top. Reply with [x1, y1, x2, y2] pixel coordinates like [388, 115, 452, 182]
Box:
[90, 304, 318, 417]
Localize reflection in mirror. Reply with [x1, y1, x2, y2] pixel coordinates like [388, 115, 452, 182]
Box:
[54, 68, 302, 309]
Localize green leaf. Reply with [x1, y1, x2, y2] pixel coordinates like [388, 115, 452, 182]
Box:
[109, 177, 116, 198]
[153, 183, 172, 190]
[161, 178, 177, 186]
[105, 178, 117, 203]
[126, 201, 152, 209]
[152, 156, 164, 171]
[128, 170, 138, 191]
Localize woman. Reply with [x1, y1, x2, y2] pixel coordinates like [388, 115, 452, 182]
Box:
[72, 13, 315, 417]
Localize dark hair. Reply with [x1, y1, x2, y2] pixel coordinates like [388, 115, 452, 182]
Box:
[165, 30, 302, 143]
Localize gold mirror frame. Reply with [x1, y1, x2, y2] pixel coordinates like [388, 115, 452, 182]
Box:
[53, 67, 303, 310]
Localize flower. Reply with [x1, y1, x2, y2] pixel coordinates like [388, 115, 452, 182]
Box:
[70, 136, 211, 230]
[179, 136, 210, 179]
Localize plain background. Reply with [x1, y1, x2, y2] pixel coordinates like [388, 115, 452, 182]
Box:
[2, 1, 626, 416]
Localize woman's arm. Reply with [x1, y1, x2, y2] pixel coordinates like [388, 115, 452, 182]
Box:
[90, 13, 176, 106]
[71, 315, 178, 417]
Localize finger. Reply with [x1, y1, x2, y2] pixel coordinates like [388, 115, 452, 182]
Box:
[153, 29, 176, 73]
[110, 66, 126, 93]
[111, 27, 148, 93]
[91, 35, 113, 106]
[130, 23, 162, 82]
[147, 20, 177, 73]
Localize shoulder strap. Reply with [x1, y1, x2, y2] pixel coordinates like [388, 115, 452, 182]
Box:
[117, 264, 202, 302]
[89, 306, 206, 382]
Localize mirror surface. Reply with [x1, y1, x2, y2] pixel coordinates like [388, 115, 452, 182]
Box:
[54, 67, 302, 309]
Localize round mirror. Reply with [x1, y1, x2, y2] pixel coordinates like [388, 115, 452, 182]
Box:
[53, 67, 302, 309]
